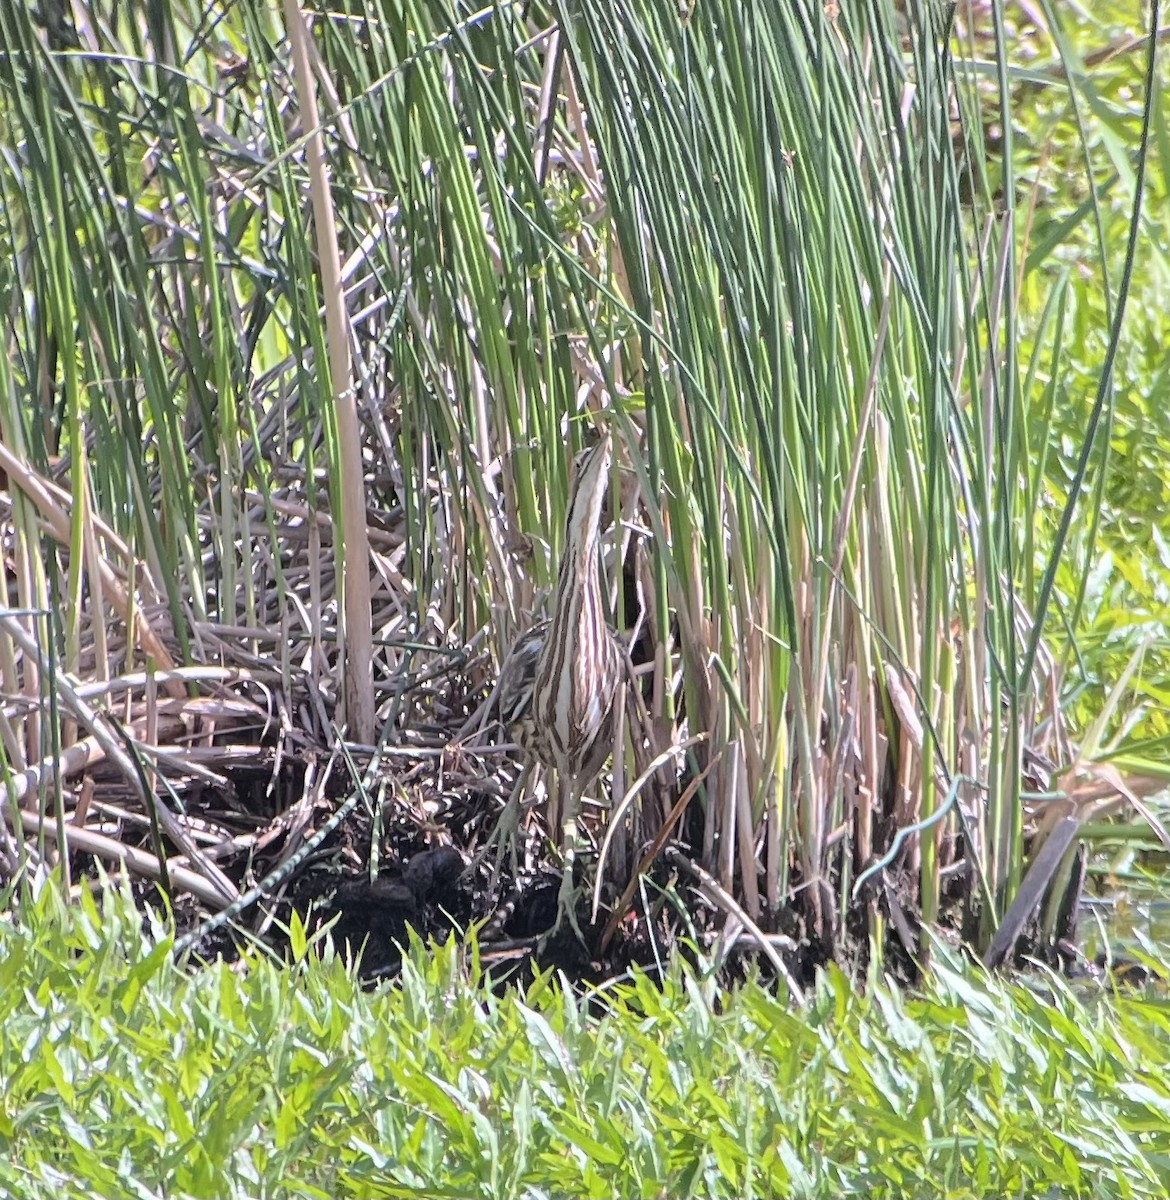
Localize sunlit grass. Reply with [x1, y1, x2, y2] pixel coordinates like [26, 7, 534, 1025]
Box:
[1, 887, 1168, 1199]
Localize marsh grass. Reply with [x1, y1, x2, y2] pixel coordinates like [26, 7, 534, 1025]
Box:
[0, 0, 1167, 974]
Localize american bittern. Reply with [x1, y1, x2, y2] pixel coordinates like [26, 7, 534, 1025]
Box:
[495, 430, 624, 942]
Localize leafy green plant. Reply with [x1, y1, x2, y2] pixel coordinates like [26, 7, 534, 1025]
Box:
[1, 888, 1168, 1198]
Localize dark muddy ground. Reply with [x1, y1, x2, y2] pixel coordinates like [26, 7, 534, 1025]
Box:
[110, 736, 744, 993]
[79, 686, 1125, 997]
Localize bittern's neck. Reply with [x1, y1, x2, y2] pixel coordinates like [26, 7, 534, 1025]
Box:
[541, 467, 608, 668]
[555, 505, 604, 628]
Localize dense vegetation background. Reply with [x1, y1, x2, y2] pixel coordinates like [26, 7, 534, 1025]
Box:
[1, 0, 1169, 1192]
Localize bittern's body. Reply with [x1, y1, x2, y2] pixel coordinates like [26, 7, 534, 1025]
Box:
[496, 432, 623, 940]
